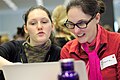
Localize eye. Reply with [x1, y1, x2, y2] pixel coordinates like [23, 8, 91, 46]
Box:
[77, 21, 87, 26]
[41, 21, 48, 23]
[76, 21, 87, 28]
[41, 19, 49, 24]
[31, 22, 36, 25]
[65, 22, 75, 28]
[29, 21, 37, 25]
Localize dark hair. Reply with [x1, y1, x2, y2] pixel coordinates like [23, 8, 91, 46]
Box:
[23, 5, 52, 25]
[118, 27, 120, 33]
[17, 25, 25, 37]
[22, 5, 55, 43]
[66, 0, 105, 16]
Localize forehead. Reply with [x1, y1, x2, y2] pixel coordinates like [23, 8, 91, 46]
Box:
[28, 9, 49, 20]
[67, 7, 90, 22]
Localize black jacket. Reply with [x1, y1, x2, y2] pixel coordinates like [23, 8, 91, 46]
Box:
[0, 40, 61, 80]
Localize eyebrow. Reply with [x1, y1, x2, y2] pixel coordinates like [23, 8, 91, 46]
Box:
[77, 19, 89, 23]
[29, 17, 49, 21]
[67, 19, 88, 24]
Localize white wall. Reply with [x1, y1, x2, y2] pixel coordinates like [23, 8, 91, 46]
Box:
[0, 10, 25, 39]
[113, 0, 120, 32]
[0, 18, 1, 31]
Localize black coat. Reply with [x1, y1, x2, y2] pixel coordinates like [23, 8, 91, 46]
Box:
[0, 40, 61, 80]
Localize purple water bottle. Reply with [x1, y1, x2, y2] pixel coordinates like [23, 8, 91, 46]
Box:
[58, 59, 79, 80]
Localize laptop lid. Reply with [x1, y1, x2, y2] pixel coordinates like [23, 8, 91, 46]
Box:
[2, 60, 88, 80]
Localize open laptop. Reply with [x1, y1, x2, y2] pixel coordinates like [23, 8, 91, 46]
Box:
[2, 60, 88, 80]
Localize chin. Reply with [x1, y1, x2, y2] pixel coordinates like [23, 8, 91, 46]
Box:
[78, 39, 87, 44]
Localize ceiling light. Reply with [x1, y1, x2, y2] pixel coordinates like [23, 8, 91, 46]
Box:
[63, 0, 71, 6]
[36, 0, 44, 6]
[3, 0, 18, 11]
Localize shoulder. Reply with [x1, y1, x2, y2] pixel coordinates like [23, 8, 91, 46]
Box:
[106, 31, 120, 41]
[0, 40, 25, 59]
[60, 39, 78, 59]
[1, 40, 24, 48]
[50, 44, 61, 52]
[0, 40, 25, 54]
[101, 26, 120, 41]
[46, 44, 61, 61]
[62, 39, 78, 49]
[48, 44, 61, 57]
[101, 27, 120, 50]
[61, 39, 78, 55]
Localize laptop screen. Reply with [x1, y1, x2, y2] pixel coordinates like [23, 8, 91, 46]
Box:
[2, 60, 88, 80]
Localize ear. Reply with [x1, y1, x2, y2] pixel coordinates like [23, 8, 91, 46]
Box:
[51, 23, 55, 31]
[95, 13, 101, 24]
[24, 24, 28, 34]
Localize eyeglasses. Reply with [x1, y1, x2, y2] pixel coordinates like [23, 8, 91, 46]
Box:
[64, 15, 95, 29]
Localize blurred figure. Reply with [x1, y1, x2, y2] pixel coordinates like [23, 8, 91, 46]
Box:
[13, 26, 26, 40]
[117, 27, 120, 33]
[0, 34, 10, 44]
[52, 5, 75, 47]
[103, 24, 113, 32]
[0, 35, 1, 44]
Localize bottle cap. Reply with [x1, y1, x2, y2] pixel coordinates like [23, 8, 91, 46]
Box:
[59, 58, 74, 71]
[59, 58, 74, 63]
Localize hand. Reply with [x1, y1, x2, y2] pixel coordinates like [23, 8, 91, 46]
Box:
[0, 56, 13, 70]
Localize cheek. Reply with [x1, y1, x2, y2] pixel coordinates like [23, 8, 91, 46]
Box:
[86, 25, 96, 39]
[86, 26, 92, 35]
[27, 27, 36, 36]
[69, 29, 75, 34]
[45, 26, 52, 36]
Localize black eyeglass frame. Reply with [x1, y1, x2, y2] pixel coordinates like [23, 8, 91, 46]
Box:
[64, 15, 96, 29]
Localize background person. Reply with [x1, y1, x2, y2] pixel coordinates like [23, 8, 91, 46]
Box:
[103, 24, 113, 32]
[52, 5, 75, 47]
[60, 0, 120, 80]
[13, 26, 26, 40]
[117, 27, 120, 33]
[0, 34, 10, 44]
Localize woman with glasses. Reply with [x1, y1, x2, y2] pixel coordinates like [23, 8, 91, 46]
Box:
[61, 0, 120, 80]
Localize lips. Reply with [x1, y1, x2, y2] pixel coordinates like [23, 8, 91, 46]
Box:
[37, 32, 45, 36]
[77, 33, 85, 38]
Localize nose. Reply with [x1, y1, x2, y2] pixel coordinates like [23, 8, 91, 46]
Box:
[37, 22, 43, 30]
[74, 25, 80, 34]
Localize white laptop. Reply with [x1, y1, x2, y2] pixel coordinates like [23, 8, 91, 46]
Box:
[2, 60, 88, 80]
